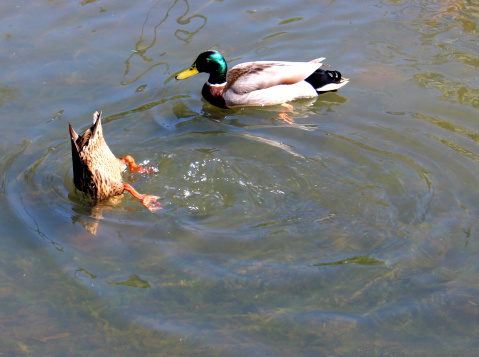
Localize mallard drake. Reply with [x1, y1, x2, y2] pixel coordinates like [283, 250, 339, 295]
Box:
[69, 111, 161, 212]
[175, 50, 348, 122]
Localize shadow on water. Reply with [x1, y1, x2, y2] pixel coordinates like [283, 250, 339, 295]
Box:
[312, 254, 385, 267]
[0, 82, 21, 106]
[121, 0, 209, 86]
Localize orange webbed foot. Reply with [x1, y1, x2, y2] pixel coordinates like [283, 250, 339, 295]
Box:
[141, 195, 162, 213]
[123, 155, 157, 174]
[279, 103, 294, 124]
[123, 183, 162, 213]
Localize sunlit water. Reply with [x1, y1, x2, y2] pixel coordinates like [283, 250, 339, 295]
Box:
[1, 0, 479, 355]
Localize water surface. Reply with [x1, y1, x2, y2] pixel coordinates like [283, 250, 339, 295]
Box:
[1, 0, 479, 355]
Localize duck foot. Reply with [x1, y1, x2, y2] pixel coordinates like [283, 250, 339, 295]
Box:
[278, 103, 294, 124]
[123, 183, 162, 213]
[123, 155, 157, 173]
[141, 195, 162, 213]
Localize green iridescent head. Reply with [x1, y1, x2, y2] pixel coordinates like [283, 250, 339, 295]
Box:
[176, 50, 227, 84]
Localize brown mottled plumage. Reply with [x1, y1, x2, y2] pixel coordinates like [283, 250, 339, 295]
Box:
[69, 111, 161, 212]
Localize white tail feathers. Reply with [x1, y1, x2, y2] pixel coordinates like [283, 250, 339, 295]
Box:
[317, 78, 349, 92]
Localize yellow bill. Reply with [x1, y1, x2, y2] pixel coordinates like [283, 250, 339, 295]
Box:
[176, 65, 199, 80]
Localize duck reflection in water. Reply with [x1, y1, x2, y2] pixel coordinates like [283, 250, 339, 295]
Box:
[69, 111, 161, 224]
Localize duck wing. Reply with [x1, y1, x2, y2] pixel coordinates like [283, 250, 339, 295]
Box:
[225, 59, 324, 94]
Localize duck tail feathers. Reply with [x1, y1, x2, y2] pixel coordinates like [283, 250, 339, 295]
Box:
[305, 69, 349, 92]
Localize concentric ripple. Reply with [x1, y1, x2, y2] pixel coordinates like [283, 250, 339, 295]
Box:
[4, 105, 478, 354]
[5, 121, 434, 265]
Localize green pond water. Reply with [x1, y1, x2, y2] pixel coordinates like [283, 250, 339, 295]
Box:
[1, 0, 479, 355]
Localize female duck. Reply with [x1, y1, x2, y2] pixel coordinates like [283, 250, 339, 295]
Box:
[176, 50, 348, 109]
[69, 111, 161, 212]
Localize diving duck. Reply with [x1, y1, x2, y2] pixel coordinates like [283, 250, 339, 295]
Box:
[69, 111, 161, 212]
[175, 50, 349, 123]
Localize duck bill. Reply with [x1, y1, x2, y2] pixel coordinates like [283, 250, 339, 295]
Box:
[176, 65, 199, 80]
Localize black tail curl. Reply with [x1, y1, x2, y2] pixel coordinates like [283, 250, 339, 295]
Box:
[305, 69, 343, 91]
